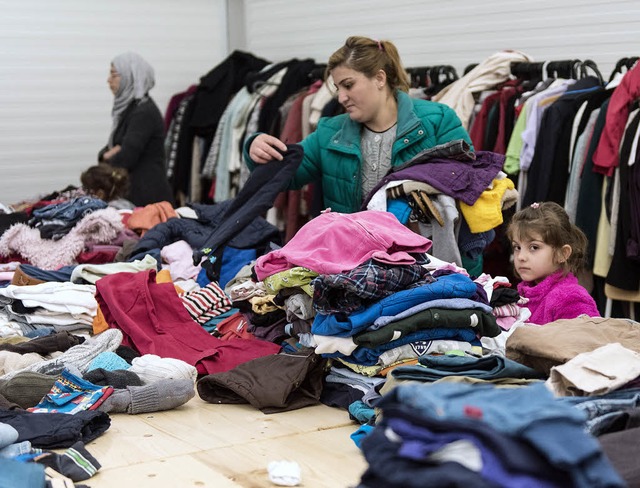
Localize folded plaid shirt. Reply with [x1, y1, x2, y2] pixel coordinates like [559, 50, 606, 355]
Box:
[312, 257, 434, 315]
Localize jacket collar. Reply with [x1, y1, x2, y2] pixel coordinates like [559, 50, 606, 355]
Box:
[330, 90, 419, 152]
[396, 90, 420, 136]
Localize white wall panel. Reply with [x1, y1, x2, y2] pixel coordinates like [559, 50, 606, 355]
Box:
[0, 0, 227, 206]
[244, 0, 640, 81]
[2, 0, 638, 207]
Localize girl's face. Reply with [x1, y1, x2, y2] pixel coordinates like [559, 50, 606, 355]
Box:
[108, 64, 121, 95]
[511, 232, 568, 283]
[330, 65, 385, 125]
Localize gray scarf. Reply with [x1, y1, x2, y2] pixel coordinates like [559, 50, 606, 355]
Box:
[109, 52, 155, 147]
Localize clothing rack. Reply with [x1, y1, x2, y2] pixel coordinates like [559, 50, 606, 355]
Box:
[510, 59, 604, 83]
[509, 61, 546, 80]
[547, 59, 582, 79]
[509, 60, 580, 80]
[406, 65, 458, 89]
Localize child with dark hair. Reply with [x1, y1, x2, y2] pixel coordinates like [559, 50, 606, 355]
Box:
[507, 201, 599, 324]
[81, 163, 134, 209]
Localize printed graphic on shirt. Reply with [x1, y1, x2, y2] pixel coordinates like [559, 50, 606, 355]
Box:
[410, 340, 432, 356]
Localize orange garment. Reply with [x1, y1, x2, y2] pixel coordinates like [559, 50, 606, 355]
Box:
[127, 201, 177, 236]
[155, 269, 175, 285]
[92, 306, 109, 335]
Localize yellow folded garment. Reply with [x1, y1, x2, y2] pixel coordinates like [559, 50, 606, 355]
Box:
[460, 177, 515, 233]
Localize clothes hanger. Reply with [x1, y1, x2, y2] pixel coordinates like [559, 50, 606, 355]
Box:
[463, 63, 478, 76]
[545, 60, 573, 79]
[510, 61, 545, 81]
[578, 59, 604, 85]
[559, 59, 584, 79]
[252, 80, 280, 92]
[609, 57, 629, 82]
[406, 66, 431, 88]
[607, 56, 639, 83]
[439, 65, 459, 84]
[308, 65, 326, 83]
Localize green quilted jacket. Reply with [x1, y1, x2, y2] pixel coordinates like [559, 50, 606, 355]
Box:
[245, 90, 472, 213]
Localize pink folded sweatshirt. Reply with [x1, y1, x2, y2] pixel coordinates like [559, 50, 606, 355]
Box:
[255, 210, 432, 280]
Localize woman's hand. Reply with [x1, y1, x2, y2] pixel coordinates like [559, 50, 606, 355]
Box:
[102, 145, 122, 160]
[249, 134, 288, 164]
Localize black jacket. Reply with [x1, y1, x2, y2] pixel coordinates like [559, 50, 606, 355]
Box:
[131, 200, 281, 257]
[99, 98, 174, 206]
[523, 77, 602, 206]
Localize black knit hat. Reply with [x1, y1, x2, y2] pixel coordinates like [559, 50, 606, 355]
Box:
[83, 368, 144, 389]
[114, 345, 141, 365]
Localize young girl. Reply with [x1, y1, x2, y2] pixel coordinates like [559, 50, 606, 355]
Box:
[81, 163, 134, 209]
[507, 201, 600, 324]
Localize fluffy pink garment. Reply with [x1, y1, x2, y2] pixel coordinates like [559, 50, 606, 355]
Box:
[0, 207, 124, 269]
[517, 270, 600, 325]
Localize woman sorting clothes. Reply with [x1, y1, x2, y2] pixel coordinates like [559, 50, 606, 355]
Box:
[245, 35, 472, 213]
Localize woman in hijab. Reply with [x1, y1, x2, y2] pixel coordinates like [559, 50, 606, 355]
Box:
[98, 52, 174, 206]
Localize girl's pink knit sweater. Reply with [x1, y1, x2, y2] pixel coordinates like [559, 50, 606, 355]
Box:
[517, 271, 600, 325]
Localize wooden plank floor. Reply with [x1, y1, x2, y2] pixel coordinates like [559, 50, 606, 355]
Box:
[85, 396, 367, 488]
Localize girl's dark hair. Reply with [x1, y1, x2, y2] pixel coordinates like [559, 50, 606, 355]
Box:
[506, 201, 589, 275]
[80, 163, 129, 201]
[326, 36, 410, 93]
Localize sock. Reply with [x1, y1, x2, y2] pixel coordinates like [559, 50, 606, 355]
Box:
[98, 379, 195, 414]
[37, 441, 101, 482]
[129, 354, 197, 384]
[83, 368, 143, 389]
[86, 351, 130, 372]
[96, 388, 132, 414]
